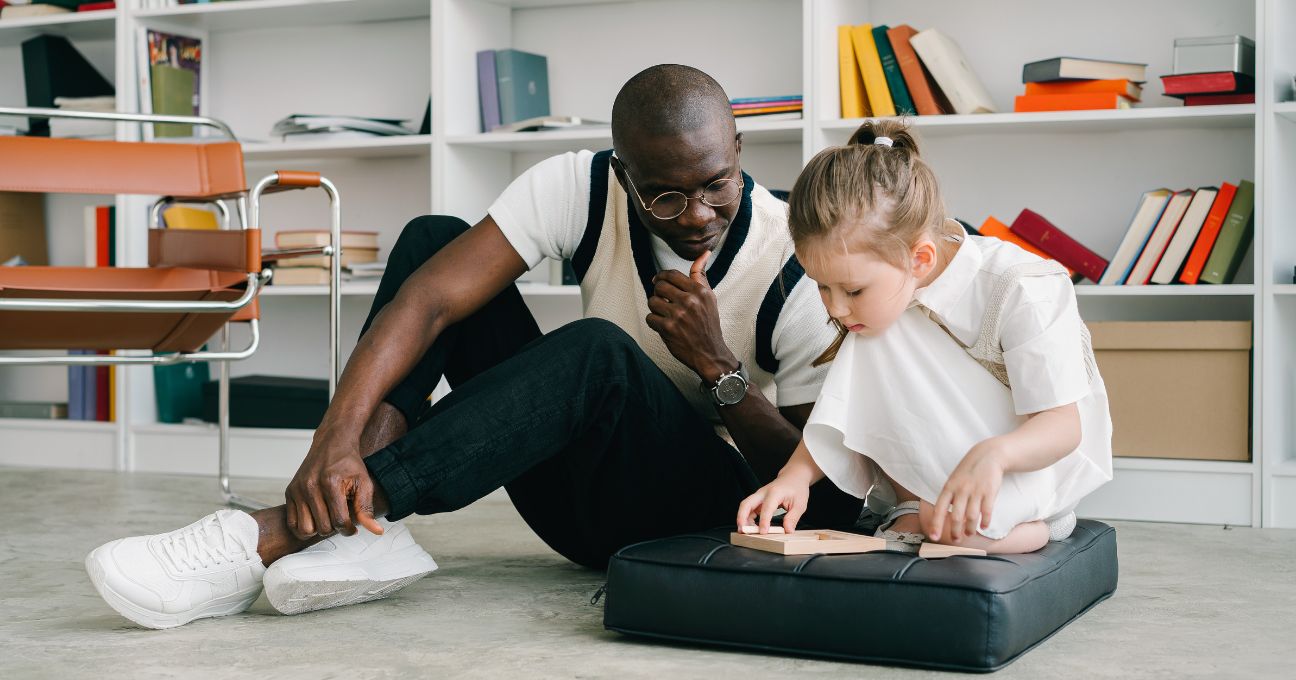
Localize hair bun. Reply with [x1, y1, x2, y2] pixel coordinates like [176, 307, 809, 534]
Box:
[847, 119, 920, 156]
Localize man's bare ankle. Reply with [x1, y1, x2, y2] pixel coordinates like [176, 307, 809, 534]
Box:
[359, 401, 409, 457]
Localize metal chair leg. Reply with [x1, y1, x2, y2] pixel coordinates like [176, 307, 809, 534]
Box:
[219, 323, 268, 510]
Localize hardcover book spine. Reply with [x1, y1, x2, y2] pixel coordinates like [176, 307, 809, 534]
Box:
[1010, 209, 1109, 283]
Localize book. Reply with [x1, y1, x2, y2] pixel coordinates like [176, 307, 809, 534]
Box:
[20, 35, 114, 137]
[850, 25, 895, 117]
[837, 25, 868, 118]
[1151, 187, 1219, 284]
[273, 247, 378, 269]
[477, 49, 501, 132]
[1183, 93, 1255, 106]
[1161, 72, 1254, 97]
[909, 28, 996, 114]
[731, 95, 803, 105]
[153, 359, 208, 424]
[1200, 179, 1255, 284]
[872, 25, 916, 115]
[78, 1, 116, 10]
[139, 28, 202, 139]
[495, 49, 549, 127]
[1126, 189, 1194, 285]
[275, 230, 379, 250]
[732, 105, 803, 116]
[978, 216, 1073, 275]
[270, 267, 332, 286]
[1009, 209, 1108, 283]
[1180, 182, 1238, 285]
[0, 401, 67, 419]
[162, 205, 218, 230]
[2, 5, 71, 19]
[1099, 189, 1172, 285]
[1022, 57, 1147, 83]
[1024, 79, 1142, 101]
[732, 99, 801, 109]
[1013, 93, 1133, 112]
[68, 351, 85, 421]
[887, 24, 950, 116]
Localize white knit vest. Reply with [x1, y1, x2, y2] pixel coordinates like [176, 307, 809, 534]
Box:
[576, 151, 796, 425]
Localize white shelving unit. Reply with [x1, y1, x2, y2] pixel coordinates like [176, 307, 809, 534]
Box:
[1, 0, 1292, 528]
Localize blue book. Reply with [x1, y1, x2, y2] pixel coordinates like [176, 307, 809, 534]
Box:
[494, 49, 549, 126]
[477, 50, 501, 132]
[730, 95, 802, 104]
[67, 355, 84, 421]
[83, 360, 97, 422]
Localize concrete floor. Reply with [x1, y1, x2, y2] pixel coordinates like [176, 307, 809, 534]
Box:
[0, 468, 1292, 679]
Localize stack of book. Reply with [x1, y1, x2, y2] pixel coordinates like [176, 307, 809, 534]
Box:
[1015, 58, 1146, 112]
[1099, 180, 1254, 285]
[48, 95, 115, 139]
[0, 1, 114, 19]
[837, 24, 990, 117]
[731, 96, 802, 121]
[267, 230, 381, 286]
[1161, 35, 1256, 106]
[270, 114, 414, 142]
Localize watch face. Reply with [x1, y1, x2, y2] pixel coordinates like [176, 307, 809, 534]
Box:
[716, 375, 746, 404]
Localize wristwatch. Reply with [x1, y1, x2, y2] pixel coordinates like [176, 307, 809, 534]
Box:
[702, 362, 750, 407]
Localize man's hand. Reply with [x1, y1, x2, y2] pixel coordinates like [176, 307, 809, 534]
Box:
[925, 438, 1007, 543]
[645, 251, 738, 382]
[284, 431, 384, 540]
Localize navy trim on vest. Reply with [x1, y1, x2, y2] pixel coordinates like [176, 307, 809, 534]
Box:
[572, 149, 613, 283]
[626, 171, 755, 298]
[754, 254, 807, 375]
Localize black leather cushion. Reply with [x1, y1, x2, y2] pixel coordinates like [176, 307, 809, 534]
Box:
[604, 520, 1117, 672]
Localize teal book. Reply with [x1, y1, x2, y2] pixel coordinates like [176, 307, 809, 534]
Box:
[495, 49, 549, 126]
[154, 359, 209, 424]
[873, 25, 916, 116]
[1200, 179, 1255, 284]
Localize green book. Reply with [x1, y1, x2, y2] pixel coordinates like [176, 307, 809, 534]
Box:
[151, 64, 195, 138]
[495, 49, 549, 126]
[153, 359, 209, 424]
[1200, 179, 1255, 284]
[872, 25, 916, 116]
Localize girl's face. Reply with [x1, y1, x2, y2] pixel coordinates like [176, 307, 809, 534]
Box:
[798, 231, 941, 336]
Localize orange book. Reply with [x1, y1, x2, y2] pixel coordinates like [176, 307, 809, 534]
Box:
[1024, 79, 1142, 102]
[1179, 182, 1238, 284]
[887, 24, 948, 115]
[979, 216, 1074, 275]
[1013, 93, 1132, 112]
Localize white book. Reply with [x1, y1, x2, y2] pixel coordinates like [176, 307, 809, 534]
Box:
[1126, 190, 1194, 285]
[909, 29, 997, 114]
[1099, 189, 1172, 285]
[83, 206, 98, 267]
[1150, 187, 1219, 284]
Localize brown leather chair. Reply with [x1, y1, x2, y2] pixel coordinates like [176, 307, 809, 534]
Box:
[0, 107, 343, 509]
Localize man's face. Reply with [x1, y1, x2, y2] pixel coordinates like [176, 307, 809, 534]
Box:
[614, 126, 743, 262]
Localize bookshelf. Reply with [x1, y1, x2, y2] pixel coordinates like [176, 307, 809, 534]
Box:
[0, 0, 1292, 529]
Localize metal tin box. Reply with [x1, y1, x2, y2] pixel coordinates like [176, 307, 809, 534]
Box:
[1174, 35, 1255, 76]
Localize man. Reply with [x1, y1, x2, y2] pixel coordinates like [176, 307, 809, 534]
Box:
[85, 65, 862, 629]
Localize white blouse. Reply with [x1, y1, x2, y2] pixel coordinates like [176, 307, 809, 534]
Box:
[803, 236, 1114, 539]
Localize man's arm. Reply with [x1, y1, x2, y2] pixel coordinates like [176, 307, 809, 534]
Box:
[285, 216, 528, 540]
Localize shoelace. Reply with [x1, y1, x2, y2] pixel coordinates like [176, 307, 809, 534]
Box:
[159, 514, 251, 572]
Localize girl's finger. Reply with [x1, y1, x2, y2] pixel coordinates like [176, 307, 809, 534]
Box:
[736, 494, 761, 529]
[782, 496, 806, 533]
[949, 492, 969, 541]
[980, 495, 995, 530]
[929, 489, 954, 541]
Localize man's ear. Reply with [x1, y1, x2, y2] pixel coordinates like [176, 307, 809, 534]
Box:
[911, 237, 938, 279]
[610, 155, 629, 192]
[735, 132, 744, 157]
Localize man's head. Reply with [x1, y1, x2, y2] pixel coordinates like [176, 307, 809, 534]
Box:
[611, 64, 743, 262]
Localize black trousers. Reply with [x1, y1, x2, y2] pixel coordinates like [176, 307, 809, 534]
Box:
[361, 215, 862, 569]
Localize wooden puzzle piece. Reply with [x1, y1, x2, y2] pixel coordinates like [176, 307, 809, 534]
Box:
[730, 529, 887, 555]
[738, 525, 785, 535]
[917, 543, 987, 558]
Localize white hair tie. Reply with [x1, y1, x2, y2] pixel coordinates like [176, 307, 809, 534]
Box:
[874, 136, 894, 147]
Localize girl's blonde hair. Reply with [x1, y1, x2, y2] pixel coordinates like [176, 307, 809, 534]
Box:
[788, 119, 957, 365]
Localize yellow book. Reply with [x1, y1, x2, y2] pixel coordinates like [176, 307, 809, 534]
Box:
[837, 25, 868, 118]
[163, 205, 219, 230]
[850, 24, 896, 117]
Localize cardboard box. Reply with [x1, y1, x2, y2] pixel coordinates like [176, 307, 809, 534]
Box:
[1089, 321, 1251, 461]
[0, 191, 48, 266]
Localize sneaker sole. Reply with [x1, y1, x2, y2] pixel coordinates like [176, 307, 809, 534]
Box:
[264, 546, 437, 616]
[85, 546, 260, 630]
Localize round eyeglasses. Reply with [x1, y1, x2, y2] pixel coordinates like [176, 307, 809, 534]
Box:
[616, 160, 744, 221]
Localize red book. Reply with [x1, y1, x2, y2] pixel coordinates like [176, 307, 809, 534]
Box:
[1161, 72, 1254, 97]
[1013, 93, 1133, 112]
[1183, 93, 1255, 106]
[77, 1, 116, 11]
[95, 363, 109, 421]
[1179, 182, 1238, 284]
[1009, 209, 1109, 283]
[95, 205, 110, 268]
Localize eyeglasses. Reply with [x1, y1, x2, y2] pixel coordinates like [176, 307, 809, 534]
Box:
[613, 157, 744, 221]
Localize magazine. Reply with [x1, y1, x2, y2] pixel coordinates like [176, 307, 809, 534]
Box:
[137, 27, 204, 139]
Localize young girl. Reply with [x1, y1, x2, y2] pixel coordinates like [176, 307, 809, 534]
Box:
[737, 121, 1113, 554]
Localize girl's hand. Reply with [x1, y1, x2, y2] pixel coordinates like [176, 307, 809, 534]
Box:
[926, 439, 1007, 542]
[737, 475, 812, 534]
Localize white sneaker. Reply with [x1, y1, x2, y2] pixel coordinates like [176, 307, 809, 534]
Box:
[263, 518, 437, 616]
[85, 509, 265, 630]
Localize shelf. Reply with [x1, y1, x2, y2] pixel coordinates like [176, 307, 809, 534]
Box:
[1275, 101, 1296, 122]
[1112, 456, 1254, 474]
[447, 117, 803, 153]
[0, 418, 116, 434]
[258, 281, 580, 297]
[820, 105, 1255, 138]
[134, 0, 428, 31]
[1271, 284, 1296, 296]
[242, 135, 432, 161]
[0, 9, 117, 48]
[1074, 284, 1256, 297]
